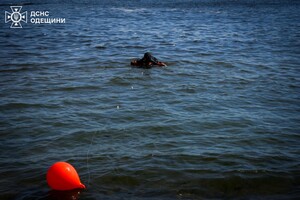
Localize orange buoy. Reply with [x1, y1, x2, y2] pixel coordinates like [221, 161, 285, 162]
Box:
[47, 162, 86, 191]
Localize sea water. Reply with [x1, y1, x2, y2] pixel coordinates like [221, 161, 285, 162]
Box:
[0, 0, 299, 199]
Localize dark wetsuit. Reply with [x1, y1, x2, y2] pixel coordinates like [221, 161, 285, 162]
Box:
[134, 52, 159, 67]
[131, 52, 166, 67]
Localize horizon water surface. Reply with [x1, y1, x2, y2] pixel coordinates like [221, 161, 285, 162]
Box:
[0, 0, 300, 199]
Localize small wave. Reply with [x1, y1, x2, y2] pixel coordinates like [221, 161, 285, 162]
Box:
[212, 61, 236, 68]
[117, 45, 145, 49]
[111, 7, 147, 13]
[47, 85, 101, 92]
[107, 77, 131, 86]
[0, 67, 30, 73]
[176, 86, 197, 94]
[94, 44, 107, 49]
[0, 102, 59, 110]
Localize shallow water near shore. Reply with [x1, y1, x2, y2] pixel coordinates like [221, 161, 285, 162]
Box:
[0, 0, 300, 199]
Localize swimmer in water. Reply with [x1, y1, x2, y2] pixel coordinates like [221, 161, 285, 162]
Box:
[131, 52, 167, 67]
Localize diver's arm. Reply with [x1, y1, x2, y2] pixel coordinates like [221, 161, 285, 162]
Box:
[157, 62, 167, 67]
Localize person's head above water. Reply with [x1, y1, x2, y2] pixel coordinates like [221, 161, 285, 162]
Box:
[141, 52, 158, 64]
[131, 52, 166, 67]
[144, 52, 151, 59]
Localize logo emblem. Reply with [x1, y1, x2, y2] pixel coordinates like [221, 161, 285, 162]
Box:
[5, 6, 27, 28]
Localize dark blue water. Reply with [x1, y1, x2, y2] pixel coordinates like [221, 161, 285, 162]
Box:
[1, 0, 300, 199]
